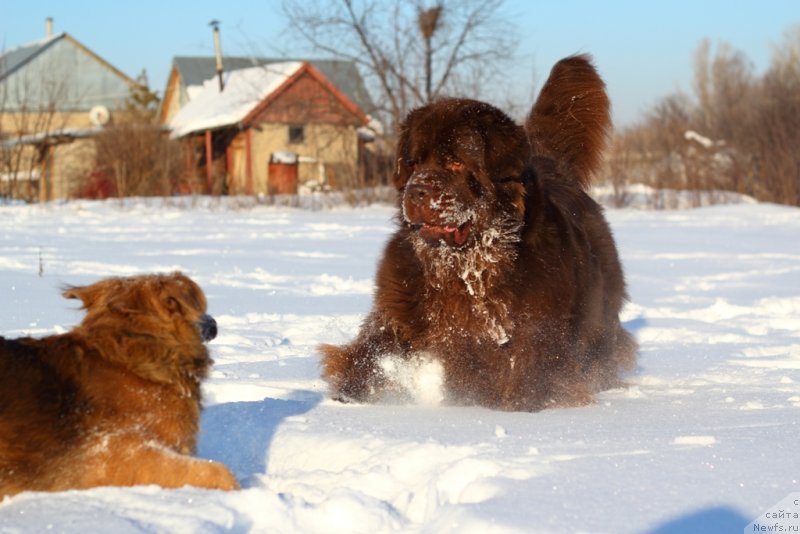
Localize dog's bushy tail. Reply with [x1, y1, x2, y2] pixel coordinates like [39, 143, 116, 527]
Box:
[526, 54, 611, 189]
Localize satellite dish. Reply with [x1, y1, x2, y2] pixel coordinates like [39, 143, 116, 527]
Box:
[89, 105, 110, 126]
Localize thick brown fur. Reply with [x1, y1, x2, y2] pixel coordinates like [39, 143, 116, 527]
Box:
[320, 54, 636, 412]
[0, 273, 238, 498]
[527, 54, 612, 188]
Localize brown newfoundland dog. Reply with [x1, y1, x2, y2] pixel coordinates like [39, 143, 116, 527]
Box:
[0, 273, 238, 498]
[321, 55, 637, 411]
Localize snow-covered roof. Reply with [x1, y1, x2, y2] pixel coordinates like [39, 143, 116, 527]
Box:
[168, 62, 303, 138]
[171, 56, 376, 114]
[0, 126, 103, 147]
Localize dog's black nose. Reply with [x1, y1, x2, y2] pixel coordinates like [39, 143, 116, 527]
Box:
[405, 180, 441, 206]
[199, 314, 217, 342]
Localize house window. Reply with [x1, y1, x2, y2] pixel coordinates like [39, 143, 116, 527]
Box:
[288, 125, 305, 144]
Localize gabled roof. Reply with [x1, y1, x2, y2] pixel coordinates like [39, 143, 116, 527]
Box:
[0, 34, 60, 81]
[172, 56, 375, 115]
[1, 33, 136, 86]
[169, 62, 303, 138]
[0, 33, 139, 113]
[168, 61, 370, 138]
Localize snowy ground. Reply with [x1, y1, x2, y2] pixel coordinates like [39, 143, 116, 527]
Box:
[0, 197, 798, 533]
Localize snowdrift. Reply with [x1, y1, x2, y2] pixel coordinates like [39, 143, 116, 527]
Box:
[0, 198, 798, 533]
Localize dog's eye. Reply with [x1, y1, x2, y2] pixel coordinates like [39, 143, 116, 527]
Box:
[446, 161, 465, 172]
[493, 175, 524, 185]
[467, 174, 483, 197]
[165, 297, 182, 312]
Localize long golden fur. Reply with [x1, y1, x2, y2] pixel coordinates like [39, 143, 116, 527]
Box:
[321, 55, 636, 411]
[0, 272, 238, 498]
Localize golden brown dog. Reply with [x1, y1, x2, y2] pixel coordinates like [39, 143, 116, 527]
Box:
[0, 272, 238, 498]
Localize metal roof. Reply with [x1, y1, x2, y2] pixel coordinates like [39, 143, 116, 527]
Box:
[0, 34, 61, 81]
[1, 33, 137, 112]
[172, 56, 376, 115]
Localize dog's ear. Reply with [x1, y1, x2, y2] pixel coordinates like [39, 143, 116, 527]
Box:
[526, 54, 611, 188]
[392, 114, 415, 191]
[473, 104, 529, 182]
[162, 272, 207, 314]
[63, 278, 119, 310]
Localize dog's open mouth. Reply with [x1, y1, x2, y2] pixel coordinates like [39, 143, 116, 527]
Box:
[414, 220, 473, 248]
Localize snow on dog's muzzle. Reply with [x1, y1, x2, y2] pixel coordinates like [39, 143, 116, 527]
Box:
[403, 177, 473, 248]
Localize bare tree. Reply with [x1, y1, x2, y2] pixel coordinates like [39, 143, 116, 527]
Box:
[88, 76, 183, 199]
[0, 55, 71, 201]
[605, 26, 800, 208]
[752, 26, 800, 205]
[418, 4, 443, 103]
[282, 0, 518, 138]
[693, 41, 756, 146]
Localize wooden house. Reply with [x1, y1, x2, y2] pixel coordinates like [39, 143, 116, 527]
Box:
[0, 31, 138, 201]
[161, 57, 378, 195]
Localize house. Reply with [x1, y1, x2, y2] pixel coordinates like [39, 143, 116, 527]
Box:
[161, 56, 379, 195]
[0, 29, 139, 201]
[159, 56, 374, 126]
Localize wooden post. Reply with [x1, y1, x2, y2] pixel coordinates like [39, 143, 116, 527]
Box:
[184, 141, 193, 193]
[38, 145, 53, 203]
[38, 148, 48, 203]
[225, 144, 233, 195]
[204, 129, 213, 193]
[245, 128, 253, 195]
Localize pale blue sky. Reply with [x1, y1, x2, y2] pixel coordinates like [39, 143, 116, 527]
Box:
[2, 1, 798, 126]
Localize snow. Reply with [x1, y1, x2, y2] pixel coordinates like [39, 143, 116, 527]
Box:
[168, 62, 303, 138]
[684, 130, 716, 149]
[1, 197, 799, 533]
[590, 183, 757, 210]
